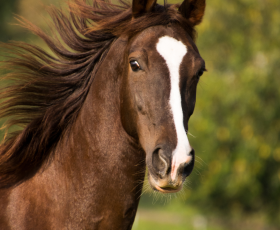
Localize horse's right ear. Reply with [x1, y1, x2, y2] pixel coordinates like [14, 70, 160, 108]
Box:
[179, 0, 206, 26]
[132, 0, 157, 17]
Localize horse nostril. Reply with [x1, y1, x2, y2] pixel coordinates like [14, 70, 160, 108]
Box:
[152, 148, 169, 178]
[182, 149, 195, 177]
[182, 162, 194, 177]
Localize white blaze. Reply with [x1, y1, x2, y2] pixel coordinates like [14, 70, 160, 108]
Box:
[156, 36, 193, 181]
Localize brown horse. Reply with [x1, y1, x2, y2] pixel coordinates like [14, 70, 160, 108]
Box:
[0, 0, 206, 229]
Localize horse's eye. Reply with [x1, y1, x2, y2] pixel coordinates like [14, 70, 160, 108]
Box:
[130, 60, 141, 72]
[196, 69, 204, 80]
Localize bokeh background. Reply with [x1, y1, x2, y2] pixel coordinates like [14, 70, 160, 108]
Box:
[1, 0, 279, 229]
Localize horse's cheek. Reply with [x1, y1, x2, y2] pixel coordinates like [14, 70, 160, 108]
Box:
[134, 92, 145, 114]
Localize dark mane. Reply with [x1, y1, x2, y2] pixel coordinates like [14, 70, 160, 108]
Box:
[0, 0, 195, 188]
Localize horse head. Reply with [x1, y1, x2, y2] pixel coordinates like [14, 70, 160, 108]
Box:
[121, 0, 206, 193]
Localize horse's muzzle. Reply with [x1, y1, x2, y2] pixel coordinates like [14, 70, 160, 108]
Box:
[149, 148, 195, 193]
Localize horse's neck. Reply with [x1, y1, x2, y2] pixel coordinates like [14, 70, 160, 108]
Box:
[54, 38, 145, 228]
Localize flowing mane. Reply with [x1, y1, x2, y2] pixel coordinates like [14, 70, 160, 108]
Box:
[0, 0, 195, 189]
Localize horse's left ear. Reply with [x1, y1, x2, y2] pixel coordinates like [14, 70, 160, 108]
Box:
[132, 0, 157, 17]
[179, 0, 206, 26]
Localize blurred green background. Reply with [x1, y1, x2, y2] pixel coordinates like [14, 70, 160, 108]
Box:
[1, 0, 279, 229]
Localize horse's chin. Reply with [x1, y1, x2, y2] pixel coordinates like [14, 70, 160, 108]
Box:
[153, 184, 183, 194]
[148, 173, 184, 194]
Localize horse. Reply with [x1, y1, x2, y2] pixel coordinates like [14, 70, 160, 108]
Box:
[0, 0, 206, 229]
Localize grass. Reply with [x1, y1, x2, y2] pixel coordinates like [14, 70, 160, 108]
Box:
[132, 208, 225, 230]
[132, 194, 279, 230]
[132, 195, 225, 230]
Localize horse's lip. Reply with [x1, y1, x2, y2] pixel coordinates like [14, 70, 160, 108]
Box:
[153, 184, 183, 194]
[149, 174, 183, 193]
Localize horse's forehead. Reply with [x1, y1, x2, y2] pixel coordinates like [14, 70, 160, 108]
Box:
[130, 25, 192, 52]
[156, 36, 187, 66]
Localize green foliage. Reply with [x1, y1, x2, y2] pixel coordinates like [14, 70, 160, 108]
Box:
[0, 0, 19, 42]
[186, 0, 280, 225]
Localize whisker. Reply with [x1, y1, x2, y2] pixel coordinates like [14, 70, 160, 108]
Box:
[187, 132, 196, 138]
[196, 155, 207, 165]
[195, 158, 205, 166]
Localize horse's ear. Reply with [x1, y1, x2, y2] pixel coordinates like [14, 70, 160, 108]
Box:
[179, 0, 206, 26]
[132, 0, 157, 17]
